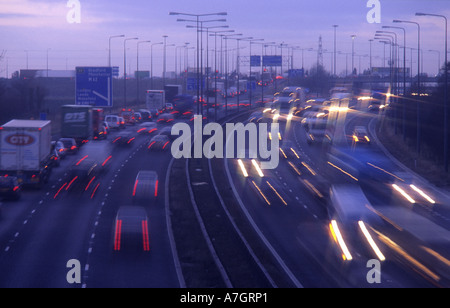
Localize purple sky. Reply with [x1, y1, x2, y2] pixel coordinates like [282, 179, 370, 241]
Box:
[0, 0, 449, 77]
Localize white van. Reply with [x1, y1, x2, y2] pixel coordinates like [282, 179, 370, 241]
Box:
[105, 115, 120, 129]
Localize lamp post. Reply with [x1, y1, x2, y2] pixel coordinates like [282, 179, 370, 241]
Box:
[124, 37, 138, 108]
[333, 25, 338, 76]
[151, 42, 163, 90]
[428, 49, 441, 76]
[137, 40, 151, 105]
[170, 11, 228, 115]
[109, 35, 125, 67]
[247, 39, 264, 108]
[351, 35, 356, 76]
[394, 19, 422, 155]
[416, 12, 448, 171]
[223, 34, 243, 115]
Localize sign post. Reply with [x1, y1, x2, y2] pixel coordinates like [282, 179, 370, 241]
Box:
[76, 67, 113, 107]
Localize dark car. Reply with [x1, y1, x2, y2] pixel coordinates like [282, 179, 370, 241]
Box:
[158, 126, 177, 141]
[138, 109, 153, 122]
[156, 113, 175, 124]
[112, 132, 136, 146]
[59, 138, 78, 155]
[0, 176, 22, 201]
[137, 122, 158, 135]
[67, 158, 100, 192]
[132, 171, 159, 204]
[147, 135, 171, 151]
[113, 206, 150, 252]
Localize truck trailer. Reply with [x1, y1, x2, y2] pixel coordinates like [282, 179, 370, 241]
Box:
[0, 120, 53, 188]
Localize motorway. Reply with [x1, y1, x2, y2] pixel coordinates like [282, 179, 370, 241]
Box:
[0, 92, 449, 288]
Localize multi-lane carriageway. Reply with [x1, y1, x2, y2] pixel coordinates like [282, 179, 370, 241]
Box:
[0, 99, 449, 288]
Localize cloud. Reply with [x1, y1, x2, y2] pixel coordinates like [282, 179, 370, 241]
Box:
[0, 0, 106, 28]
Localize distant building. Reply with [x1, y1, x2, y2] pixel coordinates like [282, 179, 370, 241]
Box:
[19, 69, 75, 79]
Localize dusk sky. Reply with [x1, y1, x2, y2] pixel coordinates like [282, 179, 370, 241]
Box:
[0, 0, 449, 77]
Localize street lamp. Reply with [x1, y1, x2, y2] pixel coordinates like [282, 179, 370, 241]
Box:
[170, 11, 228, 115]
[109, 34, 125, 67]
[247, 39, 264, 108]
[351, 35, 356, 76]
[137, 40, 151, 105]
[151, 42, 163, 90]
[416, 12, 448, 171]
[394, 19, 422, 155]
[124, 37, 138, 107]
[333, 25, 338, 76]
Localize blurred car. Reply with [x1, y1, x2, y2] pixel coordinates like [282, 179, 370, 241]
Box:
[51, 140, 67, 159]
[137, 122, 158, 135]
[49, 149, 61, 167]
[113, 206, 150, 252]
[147, 135, 171, 151]
[67, 158, 100, 192]
[352, 126, 371, 144]
[59, 138, 78, 155]
[148, 108, 160, 119]
[134, 112, 143, 123]
[132, 171, 159, 204]
[138, 109, 153, 122]
[118, 117, 126, 129]
[164, 103, 174, 113]
[189, 114, 207, 123]
[77, 142, 113, 173]
[112, 131, 136, 146]
[0, 176, 22, 201]
[156, 113, 175, 124]
[279, 141, 301, 160]
[158, 126, 177, 141]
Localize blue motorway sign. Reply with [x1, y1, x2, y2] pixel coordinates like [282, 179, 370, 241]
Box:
[186, 77, 205, 92]
[263, 55, 282, 67]
[76, 67, 113, 107]
[250, 56, 261, 67]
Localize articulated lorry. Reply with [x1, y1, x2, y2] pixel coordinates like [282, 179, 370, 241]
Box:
[0, 120, 53, 188]
[61, 105, 106, 144]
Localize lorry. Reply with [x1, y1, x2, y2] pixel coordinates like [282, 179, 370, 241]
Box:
[62, 105, 107, 143]
[61, 105, 93, 145]
[164, 85, 183, 103]
[0, 120, 53, 188]
[146, 90, 166, 112]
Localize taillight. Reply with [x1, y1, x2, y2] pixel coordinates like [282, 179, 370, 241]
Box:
[13, 186, 19, 192]
[114, 219, 122, 251]
[154, 180, 159, 197]
[142, 220, 150, 251]
[133, 180, 138, 197]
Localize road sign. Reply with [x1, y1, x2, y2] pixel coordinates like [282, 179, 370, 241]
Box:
[263, 56, 282, 67]
[186, 77, 205, 92]
[250, 56, 261, 67]
[76, 67, 113, 107]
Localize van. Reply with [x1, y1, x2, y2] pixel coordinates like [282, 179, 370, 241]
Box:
[105, 115, 120, 129]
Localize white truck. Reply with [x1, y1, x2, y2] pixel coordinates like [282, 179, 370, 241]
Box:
[146, 90, 166, 112]
[0, 120, 53, 188]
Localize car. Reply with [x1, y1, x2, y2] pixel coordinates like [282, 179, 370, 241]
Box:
[132, 171, 159, 203]
[59, 138, 78, 155]
[158, 126, 177, 141]
[118, 117, 126, 129]
[112, 131, 136, 146]
[105, 115, 121, 129]
[156, 113, 175, 124]
[138, 109, 153, 122]
[49, 149, 61, 167]
[113, 206, 150, 252]
[352, 126, 371, 144]
[77, 142, 113, 173]
[164, 103, 174, 113]
[148, 108, 160, 119]
[67, 158, 100, 192]
[51, 141, 67, 159]
[147, 135, 171, 151]
[121, 109, 137, 125]
[279, 141, 301, 160]
[137, 122, 158, 135]
[0, 176, 22, 201]
[134, 112, 143, 123]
